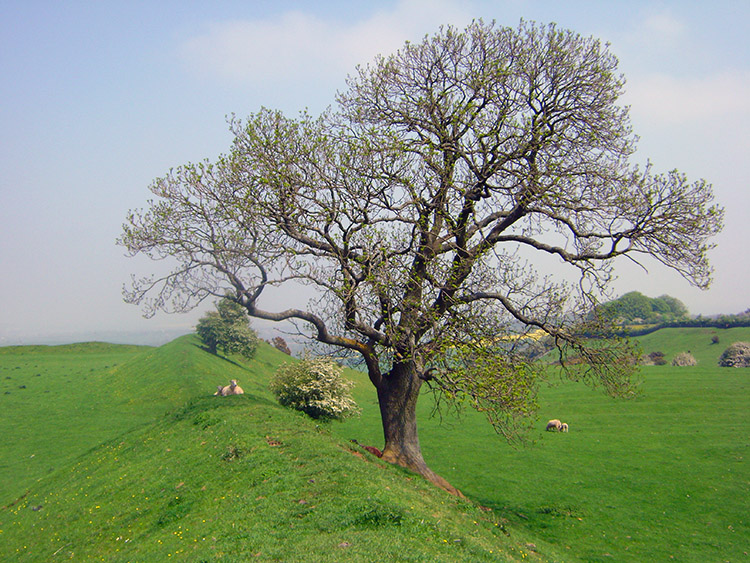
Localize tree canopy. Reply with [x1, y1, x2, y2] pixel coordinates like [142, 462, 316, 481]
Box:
[120, 20, 723, 494]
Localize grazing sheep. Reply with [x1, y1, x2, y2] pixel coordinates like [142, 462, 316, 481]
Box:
[546, 419, 562, 431]
[560, 422, 569, 432]
[222, 379, 244, 395]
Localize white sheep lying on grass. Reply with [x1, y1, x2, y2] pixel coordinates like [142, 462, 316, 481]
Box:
[223, 379, 244, 395]
[214, 380, 244, 396]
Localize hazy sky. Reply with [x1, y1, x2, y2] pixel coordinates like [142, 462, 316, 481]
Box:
[1, 0, 748, 345]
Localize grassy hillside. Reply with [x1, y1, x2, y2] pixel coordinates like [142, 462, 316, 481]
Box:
[0, 336, 553, 562]
[0, 396, 552, 561]
[634, 325, 750, 365]
[0, 336, 288, 504]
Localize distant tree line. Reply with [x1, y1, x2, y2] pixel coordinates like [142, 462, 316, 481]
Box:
[621, 313, 750, 337]
[593, 292, 750, 337]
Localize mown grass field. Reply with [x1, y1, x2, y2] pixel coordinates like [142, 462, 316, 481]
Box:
[0, 328, 748, 561]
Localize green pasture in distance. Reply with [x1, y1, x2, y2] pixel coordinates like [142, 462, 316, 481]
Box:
[634, 325, 750, 365]
[333, 328, 750, 562]
[0, 343, 147, 503]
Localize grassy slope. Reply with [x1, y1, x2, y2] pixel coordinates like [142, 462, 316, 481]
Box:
[0, 337, 553, 562]
[332, 328, 750, 562]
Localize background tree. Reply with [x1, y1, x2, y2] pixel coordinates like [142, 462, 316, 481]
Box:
[597, 292, 690, 324]
[196, 297, 259, 359]
[657, 295, 689, 319]
[120, 21, 723, 494]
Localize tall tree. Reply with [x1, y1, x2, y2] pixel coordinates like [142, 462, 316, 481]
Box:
[120, 21, 723, 494]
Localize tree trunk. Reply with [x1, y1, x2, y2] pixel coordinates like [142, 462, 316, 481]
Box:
[376, 361, 464, 497]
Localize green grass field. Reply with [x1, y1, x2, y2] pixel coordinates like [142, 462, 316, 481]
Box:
[0, 342, 147, 501]
[1, 329, 748, 561]
[333, 328, 750, 562]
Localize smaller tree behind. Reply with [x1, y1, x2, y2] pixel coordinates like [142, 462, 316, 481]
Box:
[196, 297, 259, 359]
[598, 292, 690, 324]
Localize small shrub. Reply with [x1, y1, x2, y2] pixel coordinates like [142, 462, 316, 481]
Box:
[718, 342, 750, 367]
[269, 359, 360, 421]
[672, 352, 697, 366]
[642, 351, 667, 366]
[711, 335, 720, 345]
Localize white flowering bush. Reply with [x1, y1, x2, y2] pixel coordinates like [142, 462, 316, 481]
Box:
[672, 352, 697, 366]
[269, 359, 360, 421]
[718, 342, 750, 367]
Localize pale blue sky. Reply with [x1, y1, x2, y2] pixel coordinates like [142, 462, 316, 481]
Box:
[1, 0, 748, 344]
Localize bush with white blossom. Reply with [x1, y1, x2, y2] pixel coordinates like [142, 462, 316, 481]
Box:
[672, 352, 697, 366]
[718, 341, 750, 368]
[269, 359, 360, 421]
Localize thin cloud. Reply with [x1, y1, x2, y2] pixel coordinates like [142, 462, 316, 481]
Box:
[624, 70, 750, 125]
[621, 7, 687, 54]
[641, 10, 685, 43]
[178, 0, 473, 85]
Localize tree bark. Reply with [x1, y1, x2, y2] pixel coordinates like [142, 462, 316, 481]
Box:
[376, 361, 464, 497]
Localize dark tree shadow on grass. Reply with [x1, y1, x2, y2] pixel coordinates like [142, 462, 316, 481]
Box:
[193, 343, 252, 371]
